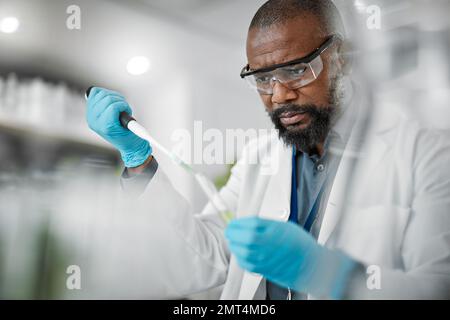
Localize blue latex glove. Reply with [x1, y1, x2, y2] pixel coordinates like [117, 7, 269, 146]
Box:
[225, 217, 357, 299]
[86, 87, 152, 168]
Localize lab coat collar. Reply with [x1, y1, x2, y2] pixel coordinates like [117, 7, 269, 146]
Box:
[317, 89, 398, 245]
[331, 76, 356, 143]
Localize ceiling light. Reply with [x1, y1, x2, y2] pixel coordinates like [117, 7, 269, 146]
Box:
[126, 56, 151, 75]
[1, 17, 20, 34]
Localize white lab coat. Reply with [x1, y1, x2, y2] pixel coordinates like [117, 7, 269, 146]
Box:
[135, 103, 450, 299]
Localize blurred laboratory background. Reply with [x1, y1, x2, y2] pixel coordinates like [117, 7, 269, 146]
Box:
[0, 0, 271, 299]
[0, 0, 449, 299]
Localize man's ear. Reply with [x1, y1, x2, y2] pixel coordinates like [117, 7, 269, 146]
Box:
[337, 40, 354, 76]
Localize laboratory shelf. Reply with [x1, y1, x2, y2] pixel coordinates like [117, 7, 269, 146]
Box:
[0, 115, 115, 154]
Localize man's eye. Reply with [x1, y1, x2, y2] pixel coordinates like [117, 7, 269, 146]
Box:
[254, 75, 271, 84]
[286, 67, 307, 76]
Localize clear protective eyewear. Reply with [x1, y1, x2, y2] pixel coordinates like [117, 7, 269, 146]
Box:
[240, 35, 340, 95]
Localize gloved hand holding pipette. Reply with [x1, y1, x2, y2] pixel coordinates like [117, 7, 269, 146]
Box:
[86, 87, 233, 224]
[86, 87, 152, 168]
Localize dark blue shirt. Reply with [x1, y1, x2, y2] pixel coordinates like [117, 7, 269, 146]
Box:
[266, 133, 344, 300]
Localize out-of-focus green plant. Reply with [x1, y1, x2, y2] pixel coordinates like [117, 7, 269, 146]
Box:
[214, 163, 235, 190]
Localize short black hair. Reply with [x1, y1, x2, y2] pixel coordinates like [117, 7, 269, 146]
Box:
[249, 0, 345, 37]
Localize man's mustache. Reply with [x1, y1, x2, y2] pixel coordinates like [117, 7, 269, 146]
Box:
[269, 104, 319, 120]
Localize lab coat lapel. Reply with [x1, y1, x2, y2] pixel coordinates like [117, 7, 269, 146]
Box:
[318, 126, 392, 245]
[258, 140, 293, 221]
[238, 139, 293, 300]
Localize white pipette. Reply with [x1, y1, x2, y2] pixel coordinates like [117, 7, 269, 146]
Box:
[85, 87, 233, 224]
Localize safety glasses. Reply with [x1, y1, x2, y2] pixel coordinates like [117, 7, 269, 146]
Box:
[240, 35, 340, 95]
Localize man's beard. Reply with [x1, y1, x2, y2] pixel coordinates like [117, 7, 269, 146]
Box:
[268, 77, 342, 153]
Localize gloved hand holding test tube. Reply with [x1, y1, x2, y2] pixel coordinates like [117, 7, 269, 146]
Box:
[85, 87, 234, 224]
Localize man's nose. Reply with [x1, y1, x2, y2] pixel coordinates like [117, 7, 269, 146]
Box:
[271, 80, 298, 105]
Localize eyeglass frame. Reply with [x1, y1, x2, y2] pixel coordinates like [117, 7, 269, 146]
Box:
[239, 34, 342, 80]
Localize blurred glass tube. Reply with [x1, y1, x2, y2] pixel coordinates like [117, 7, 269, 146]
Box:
[351, 0, 450, 129]
[332, 0, 450, 247]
